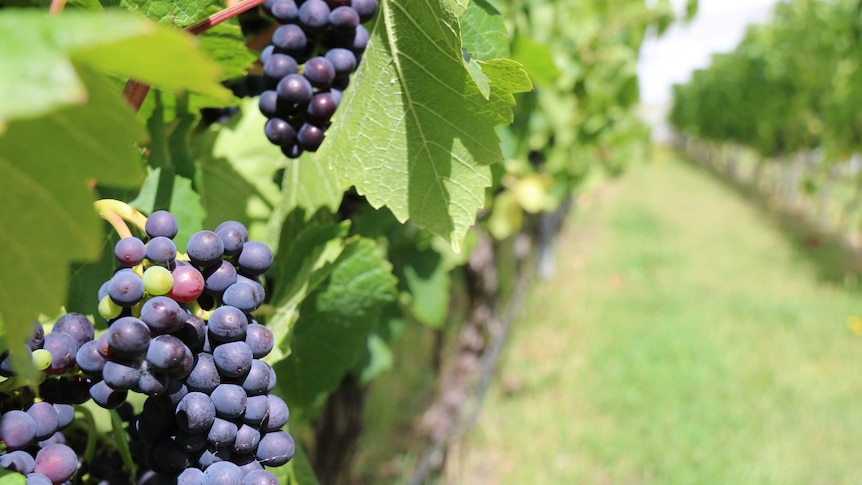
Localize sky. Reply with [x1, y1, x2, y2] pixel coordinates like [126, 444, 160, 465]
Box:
[638, 0, 780, 106]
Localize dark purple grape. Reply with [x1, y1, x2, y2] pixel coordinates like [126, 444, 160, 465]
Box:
[175, 430, 208, 454]
[215, 225, 246, 257]
[195, 446, 230, 469]
[208, 306, 249, 344]
[276, 74, 313, 104]
[259, 90, 280, 118]
[115, 237, 146, 267]
[298, 0, 331, 32]
[215, 220, 249, 242]
[43, 332, 79, 374]
[232, 424, 261, 454]
[256, 431, 295, 466]
[177, 467, 205, 485]
[145, 210, 179, 239]
[106, 316, 150, 356]
[213, 341, 253, 378]
[297, 123, 326, 151]
[187, 230, 225, 268]
[146, 335, 188, 373]
[270, 0, 298, 23]
[281, 143, 303, 159]
[239, 360, 272, 396]
[266, 394, 290, 431]
[150, 439, 191, 475]
[25, 473, 53, 485]
[244, 395, 270, 426]
[0, 450, 35, 474]
[303, 56, 336, 88]
[211, 384, 247, 419]
[186, 353, 221, 394]
[26, 402, 60, 441]
[0, 410, 36, 449]
[326, 48, 358, 77]
[352, 24, 369, 52]
[307, 91, 338, 124]
[108, 268, 145, 306]
[243, 469, 279, 485]
[352, 0, 377, 22]
[89, 380, 128, 409]
[265, 118, 298, 147]
[329, 5, 359, 29]
[33, 444, 78, 484]
[53, 312, 94, 347]
[272, 24, 308, 54]
[168, 345, 195, 380]
[263, 53, 299, 82]
[176, 392, 216, 433]
[208, 417, 238, 447]
[136, 363, 170, 395]
[145, 236, 177, 266]
[76, 340, 106, 376]
[141, 296, 185, 334]
[237, 241, 274, 276]
[202, 261, 238, 297]
[245, 322, 274, 359]
[202, 461, 243, 485]
[260, 44, 275, 66]
[222, 281, 262, 313]
[103, 360, 141, 391]
[53, 404, 74, 430]
[176, 314, 207, 352]
[235, 453, 264, 475]
[27, 320, 45, 351]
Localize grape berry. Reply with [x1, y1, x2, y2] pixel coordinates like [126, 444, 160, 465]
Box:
[259, 0, 378, 157]
[0, 211, 293, 484]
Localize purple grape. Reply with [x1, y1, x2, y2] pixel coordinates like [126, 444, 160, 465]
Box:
[297, 123, 326, 151]
[243, 469, 279, 485]
[307, 91, 338, 124]
[237, 241, 274, 276]
[352, 0, 377, 22]
[202, 461, 243, 485]
[177, 467, 205, 485]
[108, 268, 145, 307]
[256, 431, 295, 466]
[43, 332, 79, 374]
[303, 56, 336, 88]
[103, 360, 141, 391]
[329, 5, 359, 29]
[169, 265, 205, 303]
[145, 236, 177, 266]
[207, 417, 238, 447]
[352, 24, 369, 52]
[208, 306, 249, 344]
[239, 359, 272, 396]
[186, 353, 221, 394]
[232, 424, 261, 454]
[175, 430, 208, 454]
[176, 392, 216, 433]
[114, 236, 146, 266]
[176, 313, 207, 352]
[260, 44, 275, 66]
[244, 395, 270, 427]
[326, 48, 358, 77]
[277, 74, 313, 104]
[265, 118, 298, 147]
[53, 312, 94, 348]
[187, 230, 225, 268]
[213, 341, 253, 378]
[53, 404, 74, 429]
[272, 24, 308, 54]
[211, 384, 247, 419]
[146, 335, 189, 373]
[136, 363, 170, 395]
[0, 410, 36, 450]
[145, 210, 179, 239]
[25, 473, 53, 485]
[263, 53, 299, 82]
[245, 322, 274, 359]
[106, 316, 150, 356]
[281, 143, 303, 159]
[0, 450, 35, 474]
[298, 0, 331, 32]
[26, 402, 60, 441]
[215, 220, 249, 242]
[222, 281, 262, 313]
[76, 340, 106, 376]
[141, 296, 185, 334]
[270, 0, 298, 23]
[266, 394, 290, 431]
[89, 379, 127, 408]
[215, 224, 246, 256]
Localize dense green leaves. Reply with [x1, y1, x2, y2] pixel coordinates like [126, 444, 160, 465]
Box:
[274, 239, 397, 412]
[321, 0, 530, 251]
[0, 9, 230, 129]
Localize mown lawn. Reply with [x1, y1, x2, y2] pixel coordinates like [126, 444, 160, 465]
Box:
[458, 153, 862, 484]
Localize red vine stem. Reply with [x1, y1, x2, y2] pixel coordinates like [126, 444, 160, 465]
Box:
[48, 0, 66, 15]
[123, 0, 269, 112]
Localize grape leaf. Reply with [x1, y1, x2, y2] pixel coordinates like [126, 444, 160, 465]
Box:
[118, 0, 220, 27]
[199, 23, 258, 81]
[273, 239, 397, 413]
[0, 69, 145, 382]
[511, 33, 560, 87]
[0, 9, 231, 130]
[321, 0, 529, 252]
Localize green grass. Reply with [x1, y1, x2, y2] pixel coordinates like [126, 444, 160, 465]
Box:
[458, 153, 862, 484]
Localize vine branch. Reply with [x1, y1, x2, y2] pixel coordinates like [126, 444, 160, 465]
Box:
[94, 199, 148, 239]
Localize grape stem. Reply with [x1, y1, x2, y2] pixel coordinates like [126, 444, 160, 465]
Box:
[122, 0, 269, 112]
[94, 199, 148, 239]
[76, 405, 99, 470]
[48, 0, 66, 15]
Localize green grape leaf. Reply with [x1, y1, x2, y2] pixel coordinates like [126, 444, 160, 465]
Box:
[273, 239, 397, 412]
[0, 68, 145, 383]
[321, 0, 529, 252]
[0, 9, 230, 130]
[460, 0, 510, 61]
[194, 100, 284, 243]
[199, 23, 258, 81]
[275, 152, 343, 227]
[391, 246, 450, 327]
[118, 0, 220, 27]
[511, 33, 560, 87]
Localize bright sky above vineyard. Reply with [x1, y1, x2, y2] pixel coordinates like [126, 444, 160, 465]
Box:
[638, 0, 779, 105]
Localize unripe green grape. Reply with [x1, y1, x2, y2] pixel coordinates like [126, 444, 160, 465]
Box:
[32, 349, 52, 371]
[98, 295, 122, 319]
[143, 266, 173, 296]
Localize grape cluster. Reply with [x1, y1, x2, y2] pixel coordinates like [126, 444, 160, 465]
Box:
[258, 0, 378, 157]
[0, 210, 292, 484]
